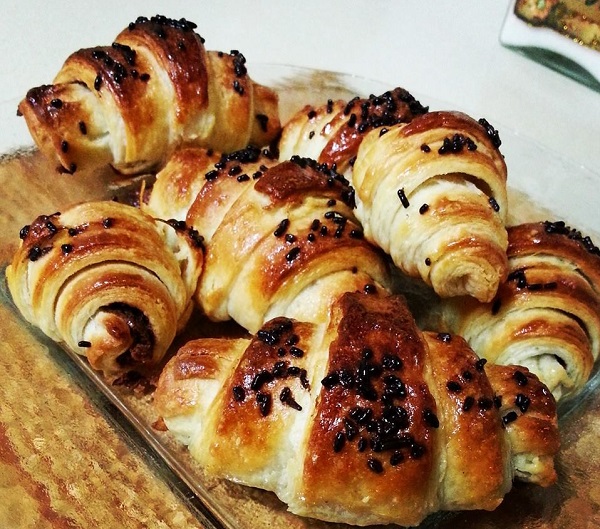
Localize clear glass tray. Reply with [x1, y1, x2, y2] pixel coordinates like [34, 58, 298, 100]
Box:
[1, 64, 599, 529]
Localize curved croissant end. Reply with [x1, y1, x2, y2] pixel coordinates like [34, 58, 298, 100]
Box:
[17, 15, 280, 175]
[438, 221, 600, 401]
[6, 200, 202, 378]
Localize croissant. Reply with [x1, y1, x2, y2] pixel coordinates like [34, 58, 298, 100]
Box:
[6, 200, 203, 378]
[279, 93, 509, 303]
[429, 220, 600, 401]
[17, 15, 281, 175]
[143, 147, 393, 333]
[154, 291, 559, 527]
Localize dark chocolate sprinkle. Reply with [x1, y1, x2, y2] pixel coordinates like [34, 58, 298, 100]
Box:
[423, 409, 439, 428]
[462, 396, 475, 412]
[274, 219, 290, 237]
[502, 411, 518, 425]
[232, 385, 246, 402]
[251, 370, 274, 391]
[397, 188, 410, 208]
[390, 451, 404, 466]
[333, 431, 346, 452]
[475, 358, 487, 372]
[367, 458, 384, 473]
[515, 393, 530, 413]
[285, 247, 301, 262]
[513, 370, 528, 386]
[478, 397, 494, 411]
[256, 392, 272, 416]
[478, 118, 502, 148]
[280, 387, 302, 411]
[446, 380, 462, 393]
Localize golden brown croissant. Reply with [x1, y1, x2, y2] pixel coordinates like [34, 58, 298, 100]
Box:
[428, 220, 600, 401]
[17, 15, 281, 175]
[6, 200, 203, 378]
[154, 291, 559, 527]
[143, 146, 393, 333]
[279, 93, 509, 303]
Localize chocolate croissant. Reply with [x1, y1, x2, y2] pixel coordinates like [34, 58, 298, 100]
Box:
[6, 200, 203, 378]
[17, 15, 281, 175]
[431, 221, 600, 401]
[154, 292, 559, 527]
[143, 147, 393, 333]
[279, 93, 509, 303]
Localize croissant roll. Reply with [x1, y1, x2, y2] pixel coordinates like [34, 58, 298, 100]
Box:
[17, 15, 281, 175]
[144, 147, 393, 333]
[280, 92, 509, 303]
[6, 201, 203, 377]
[351, 111, 509, 302]
[433, 220, 600, 401]
[154, 292, 559, 527]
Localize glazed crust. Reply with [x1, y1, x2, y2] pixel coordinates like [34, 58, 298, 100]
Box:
[278, 87, 428, 174]
[6, 200, 202, 377]
[438, 221, 600, 401]
[144, 149, 393, 333]
[279, 95, 509, 303]
[17, 15, 281, 175]
[155, 292, 559, 527]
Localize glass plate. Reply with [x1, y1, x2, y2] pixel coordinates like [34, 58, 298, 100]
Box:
[1, 63, 599, 529]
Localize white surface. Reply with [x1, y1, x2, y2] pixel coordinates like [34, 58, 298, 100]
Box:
[2, 0, 599, 178]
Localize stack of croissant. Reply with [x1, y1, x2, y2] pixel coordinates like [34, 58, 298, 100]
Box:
[7, 13, 600, 528]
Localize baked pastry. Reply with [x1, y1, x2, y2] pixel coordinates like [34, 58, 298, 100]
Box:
[278, 87, 429, 173]
[431, 221, 600, 401]
[144, 147, 393, 333]
[154, 291, 559, 527]
[279, 96, 509, 303]
[6, 200, 203, 378]
[17, 15, 281, 175]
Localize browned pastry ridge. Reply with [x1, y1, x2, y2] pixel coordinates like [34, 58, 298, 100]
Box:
[430, 220, 600, 401]
[17, 15, 281, 175]
[279, 91, 509, 303]
[143, 146, 393, 333]
[6, 200, 203, 378]
[154, 292, 559, 527]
